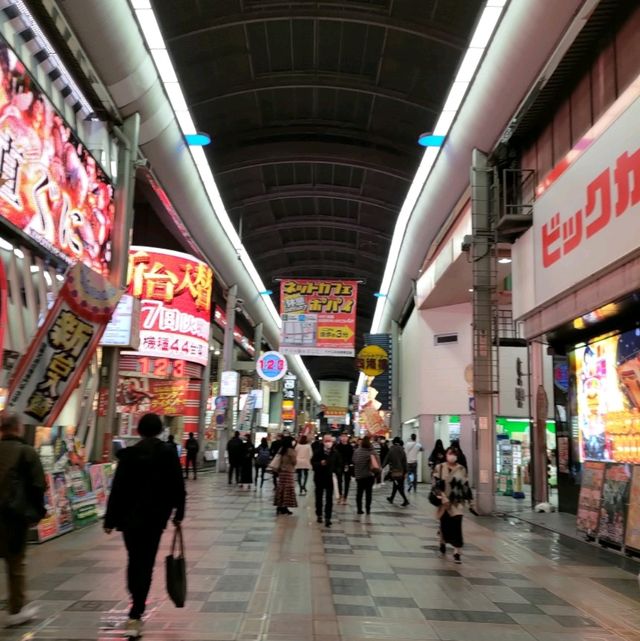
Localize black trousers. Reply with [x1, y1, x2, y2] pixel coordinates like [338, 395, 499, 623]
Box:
[390, 476, 408, 503]
[185, 455, 197, 479]
[255, 465, 267, 487]
[228, 461, 241, 484]
[123, 527, 164, 620]
[337, 469, 351, 498]
[315, 479, 334, 522]
[297, 469, 309, 491]
[356, 477, 375, 514]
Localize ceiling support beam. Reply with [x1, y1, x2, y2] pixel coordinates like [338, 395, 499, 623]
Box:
[243, 218, 391, 240]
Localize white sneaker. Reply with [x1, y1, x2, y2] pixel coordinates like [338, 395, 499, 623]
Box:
[125, 618, 143, 638]
[6, 604, 38, 627]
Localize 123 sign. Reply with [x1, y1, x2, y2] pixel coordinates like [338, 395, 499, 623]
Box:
[256, 351, 288, 382]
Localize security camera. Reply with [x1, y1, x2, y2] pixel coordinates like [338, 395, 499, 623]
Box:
[461, 235, 472, 253]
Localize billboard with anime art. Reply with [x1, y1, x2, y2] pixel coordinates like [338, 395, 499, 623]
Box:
[0, 39, 114, 274]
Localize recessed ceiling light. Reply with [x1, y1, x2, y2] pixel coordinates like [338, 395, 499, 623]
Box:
[13, 248, 24, 259]
[498, 257, 512, 264]
[468, 288, 474, 292]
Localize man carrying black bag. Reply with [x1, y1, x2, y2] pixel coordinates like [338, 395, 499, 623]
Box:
[105, 413, 186, 639]
[0, 412, 46, 628]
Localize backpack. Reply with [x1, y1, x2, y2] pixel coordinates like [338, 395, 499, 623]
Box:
[256, 447, 271, 467]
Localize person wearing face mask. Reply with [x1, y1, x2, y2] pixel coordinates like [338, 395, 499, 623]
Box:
[432, 446, 473, 564]
[311, 434, 343, 527]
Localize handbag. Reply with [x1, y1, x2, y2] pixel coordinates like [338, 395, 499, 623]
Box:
[370, 453, 380, 473]
[429, 476, 446, 507]
[165, 525, 187, 607]
[266, 453, 282, 474]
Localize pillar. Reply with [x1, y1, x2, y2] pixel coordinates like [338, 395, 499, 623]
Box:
[217, 284, 237, 473]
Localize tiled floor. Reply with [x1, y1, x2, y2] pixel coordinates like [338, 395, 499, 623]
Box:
[1, 474, 640, 640]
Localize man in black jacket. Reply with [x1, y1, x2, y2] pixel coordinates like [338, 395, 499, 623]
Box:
[311, 434, 342, 528]
[104, 413, 185, 639]
[335, 433, 353, 504]
[226, 431, 243, 485]
[0, 412, 46, 627]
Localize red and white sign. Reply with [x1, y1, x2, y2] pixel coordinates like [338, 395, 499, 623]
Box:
[126, 247, 213, 367]
[533, 91, 640, 308]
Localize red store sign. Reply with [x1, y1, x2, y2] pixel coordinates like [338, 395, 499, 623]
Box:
[533, 89, 640, 309]
[125, 247, 213, 367]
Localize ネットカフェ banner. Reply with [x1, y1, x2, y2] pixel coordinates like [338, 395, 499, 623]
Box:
[279, 279, 357, 357]
[7, 262, 122, 425]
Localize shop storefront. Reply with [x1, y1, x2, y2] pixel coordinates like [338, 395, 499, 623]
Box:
[513, 68, 640, 548]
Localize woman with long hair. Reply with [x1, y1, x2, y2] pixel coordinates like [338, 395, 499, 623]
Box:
[295, 434, 312, 495]
[432, 446, 473, 564]
[428, 439, 446, 474]
[273, 436, 298, 515]
[352, 435, 379, 515]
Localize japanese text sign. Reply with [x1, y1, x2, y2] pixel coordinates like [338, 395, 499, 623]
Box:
[356, 345, 389, 377]
[7, 262, 122, 425]
[126, 247, 213, 367]
[279, 279, 357, 357]
[533, 92, 640, 308]
[0, 40, 114, 274]
[320, 380, 350, 421]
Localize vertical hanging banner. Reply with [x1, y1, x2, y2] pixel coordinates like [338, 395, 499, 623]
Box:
[320, 380, 350, 422]
[280, 279, 357, 356]
[281, 374, 297, 423]
[7, 262, 122, 425]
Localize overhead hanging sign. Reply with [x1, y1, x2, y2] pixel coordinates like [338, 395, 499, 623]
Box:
[320, 380, 350, 421]
[532, 91, 640, 310]
[7, 262, 122, 425]
[256, 351, 288, 382]
[125, 247, 213, 367]
[0, 39, 115, 274]
[281, 373, 297, 423]
[279, 279, 357, 357]
[356, 345, 388, 377]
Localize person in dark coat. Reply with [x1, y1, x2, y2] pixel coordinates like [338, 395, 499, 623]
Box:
[226, 431, 243, 485]
[104, 413, 185, 639]
[0, 412, 46, 628]
[239, 434, 254, 489]
[184, 432, 199, 480]
[311, 434, 343, 528]
[335, 433, 354, 504]
[384, 437, 409, 506]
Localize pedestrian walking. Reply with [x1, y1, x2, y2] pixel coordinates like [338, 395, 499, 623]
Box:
[104, 413, 186, 638]
[311, 434, 342, 527]
[269, 433, 283, 489]
[273, 436, 297, 515]
[295, 435, 311, 494]
[384, 437, 409, 506]
[184, 432, 199, 480]
[167, 434, 179, 456]
[352, 436, 379, 515]
[226, 431, 243, 485]
[449, 439, 468, 472]
[404, 433, 423, 492]
[239, 434, 254, 489]
[335, 433, 354, 504]
[254, 437, 271, 489]
[432, 446, 473, 564]
[0, 412, 46, 628]
[428, 439, 446, 475]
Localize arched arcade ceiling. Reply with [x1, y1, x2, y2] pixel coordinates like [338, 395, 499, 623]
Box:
[151, 0, 486, 386]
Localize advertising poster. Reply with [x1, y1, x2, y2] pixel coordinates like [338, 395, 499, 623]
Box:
[51, 472, 73, 534]
[101, 463, 114, 494]
[279, 279, 357, 357]
[125, 247, 213, 366]
[65, 466, 98, 528]
[89, 464, 107, 517]
[0, 40, 114, 274]
[576, 461, 605, 534]
[7, 262, 122, 426]
[624, 465, 640, 550]
[597, 463, 632, 546]
[116, 376, 188, 416]
[574, 328, 640, 463]
[37, 473, 59, 542]
[320, 380, 349, 421]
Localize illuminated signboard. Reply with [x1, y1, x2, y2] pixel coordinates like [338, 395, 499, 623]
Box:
[126, 247, 213, 367]
[0, 40, 114, 274]
[574, 328, 640, 463]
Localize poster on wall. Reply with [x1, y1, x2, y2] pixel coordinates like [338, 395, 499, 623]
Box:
[574, 328, 640, 463]
[0, 40, 115, 274]
[597, 463, 631, 546]
[6, 262, 122, 425]
[115, 376, 188, 416]
[65, 466, 98, 528]
[125, 247, 213, 367]
[624, 465, 640, 550]
[576, 461, 605, 534]
[89, 464, 107, 517]
[51, 471, 73, 534]
[37, 473, 58, 542]
[279, 279, 357, 356]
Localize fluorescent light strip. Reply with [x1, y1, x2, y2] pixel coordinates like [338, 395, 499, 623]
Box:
[131, 3, 319, 401]
[370, 0, 507, 334]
